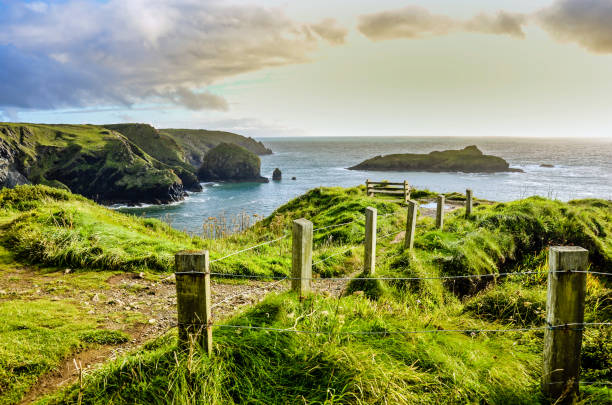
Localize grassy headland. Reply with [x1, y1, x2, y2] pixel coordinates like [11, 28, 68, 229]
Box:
[3, 184, 605, 404]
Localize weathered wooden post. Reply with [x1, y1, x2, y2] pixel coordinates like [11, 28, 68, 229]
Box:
[403, 180, 410, 203]
[364, 207, 377, 275]
[542, 246, 588, 403]
[175, 250, 212, 356]
[366, 179, 372, 197]
[436, 195, 445, 230]
[404, 200, 417, 250]
[465, 189, 473, 217]
[292, 218, 313, 296]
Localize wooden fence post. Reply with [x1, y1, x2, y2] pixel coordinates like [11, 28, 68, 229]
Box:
[542, 246, 588, 403]
[403, 181, 410, 203]
[466, 189, 473, 217]
[292, 218, 313, 296]
[436, 195, 445, 230]
[366, 179, 372, 197]
[364, 207, 377, 275]
[404, 200, 417, 250]
[175, 250, 212, 356]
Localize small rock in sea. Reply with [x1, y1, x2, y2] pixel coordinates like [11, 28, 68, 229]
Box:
[291, 176, 297, 180]
[64, 268, 72, 274]
[272, 168, 282, 181]
[540, 164, 555, 168]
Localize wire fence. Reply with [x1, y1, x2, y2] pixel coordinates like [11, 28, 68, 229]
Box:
[207, 270, 611, 281]
[213, 322, 612, 335]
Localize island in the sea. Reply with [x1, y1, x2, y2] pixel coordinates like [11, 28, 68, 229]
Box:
[348, 145, 523, 173]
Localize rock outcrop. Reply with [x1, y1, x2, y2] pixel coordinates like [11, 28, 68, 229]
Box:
[197, 143, 268, 183]
[348, 146, 522, 173]
[272, 168, 282, 181]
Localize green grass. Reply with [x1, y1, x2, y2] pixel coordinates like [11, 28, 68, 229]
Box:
[32, 186, 612, 404]
[0, 185, 203, 272]
[0, 299, 126, 405]
[0, 185, 609, 404]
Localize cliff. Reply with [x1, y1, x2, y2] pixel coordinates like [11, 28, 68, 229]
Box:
[197, 143, 268, 183]
[0, 123, 185, 205]
[348, 145, 522, 173]
[158, 128, 272, 168]
[105, 124, 274, 190]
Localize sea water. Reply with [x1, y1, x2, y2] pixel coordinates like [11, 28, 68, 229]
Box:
[117, 136, 612, 234]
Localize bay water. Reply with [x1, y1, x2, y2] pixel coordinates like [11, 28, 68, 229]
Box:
[117, 137, 612, 234]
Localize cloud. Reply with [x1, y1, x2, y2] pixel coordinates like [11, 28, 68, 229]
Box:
[536, 0, 612, 53]
[357, 1, 612, 54]
[309, 18, 348, 45]
[0, 0, 331, 114]
[465, 12, 526, 38]
[358, 6, 525, 41]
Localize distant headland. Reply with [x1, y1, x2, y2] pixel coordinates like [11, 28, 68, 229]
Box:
[0, 123, 273, 205]
[348, 145, 523, 173]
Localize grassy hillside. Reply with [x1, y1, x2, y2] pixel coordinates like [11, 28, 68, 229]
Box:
[0, 185, 609, 404]
[159, 128, 272, 168]
[36, 186, 611, 404]
[0, 123, 184, 204]
[0, 185, 203, 272]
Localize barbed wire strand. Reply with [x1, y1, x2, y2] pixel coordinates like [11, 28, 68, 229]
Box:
[214, 322, 611, 335]
[207, 270, 593, 281]
[210, 234, 289, 263]
[212, 277, 288, 309]
[313, 221, 356, 232]
[313, 247, 355, 266]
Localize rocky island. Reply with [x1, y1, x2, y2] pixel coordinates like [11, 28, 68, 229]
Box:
[348, 145, 522, 173]
[198, 143, 268, 183]
[0, 122, 273, 205]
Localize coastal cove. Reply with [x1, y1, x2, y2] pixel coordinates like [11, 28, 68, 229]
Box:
[118, 136, 612, 234]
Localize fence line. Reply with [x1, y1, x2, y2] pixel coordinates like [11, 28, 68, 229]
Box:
[176, 188, 611, 400]
[211, 276, 288, 309]
[313, 220, 356, 232]
[205, 270, 610, 281]
[210, 234, 289, 263]
[213, 322, 611, 335]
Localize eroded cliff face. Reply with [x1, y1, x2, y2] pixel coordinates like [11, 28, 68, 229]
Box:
[0, 124, 185, 205]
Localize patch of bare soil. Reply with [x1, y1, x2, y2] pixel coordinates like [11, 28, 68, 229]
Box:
[7, 269, 289, 404]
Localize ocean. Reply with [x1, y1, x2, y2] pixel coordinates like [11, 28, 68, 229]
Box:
[117, 137, 612, 234]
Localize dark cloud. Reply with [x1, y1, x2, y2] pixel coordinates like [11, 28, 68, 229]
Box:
[309, 18, 349, 45]
[0, 0, 332, 114]
[358, 6, 525, 41]
[537, 0, 612, 53]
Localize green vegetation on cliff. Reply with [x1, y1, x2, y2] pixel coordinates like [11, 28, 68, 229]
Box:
[0, 122, 274, 204]
[197, 143, 268, 182]
[159, 128, 272, 168]
[349, 145, 523, 173]
[0, 123, 184, 204]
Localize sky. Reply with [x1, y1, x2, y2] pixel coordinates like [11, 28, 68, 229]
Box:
[0, 0, 611, 138]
